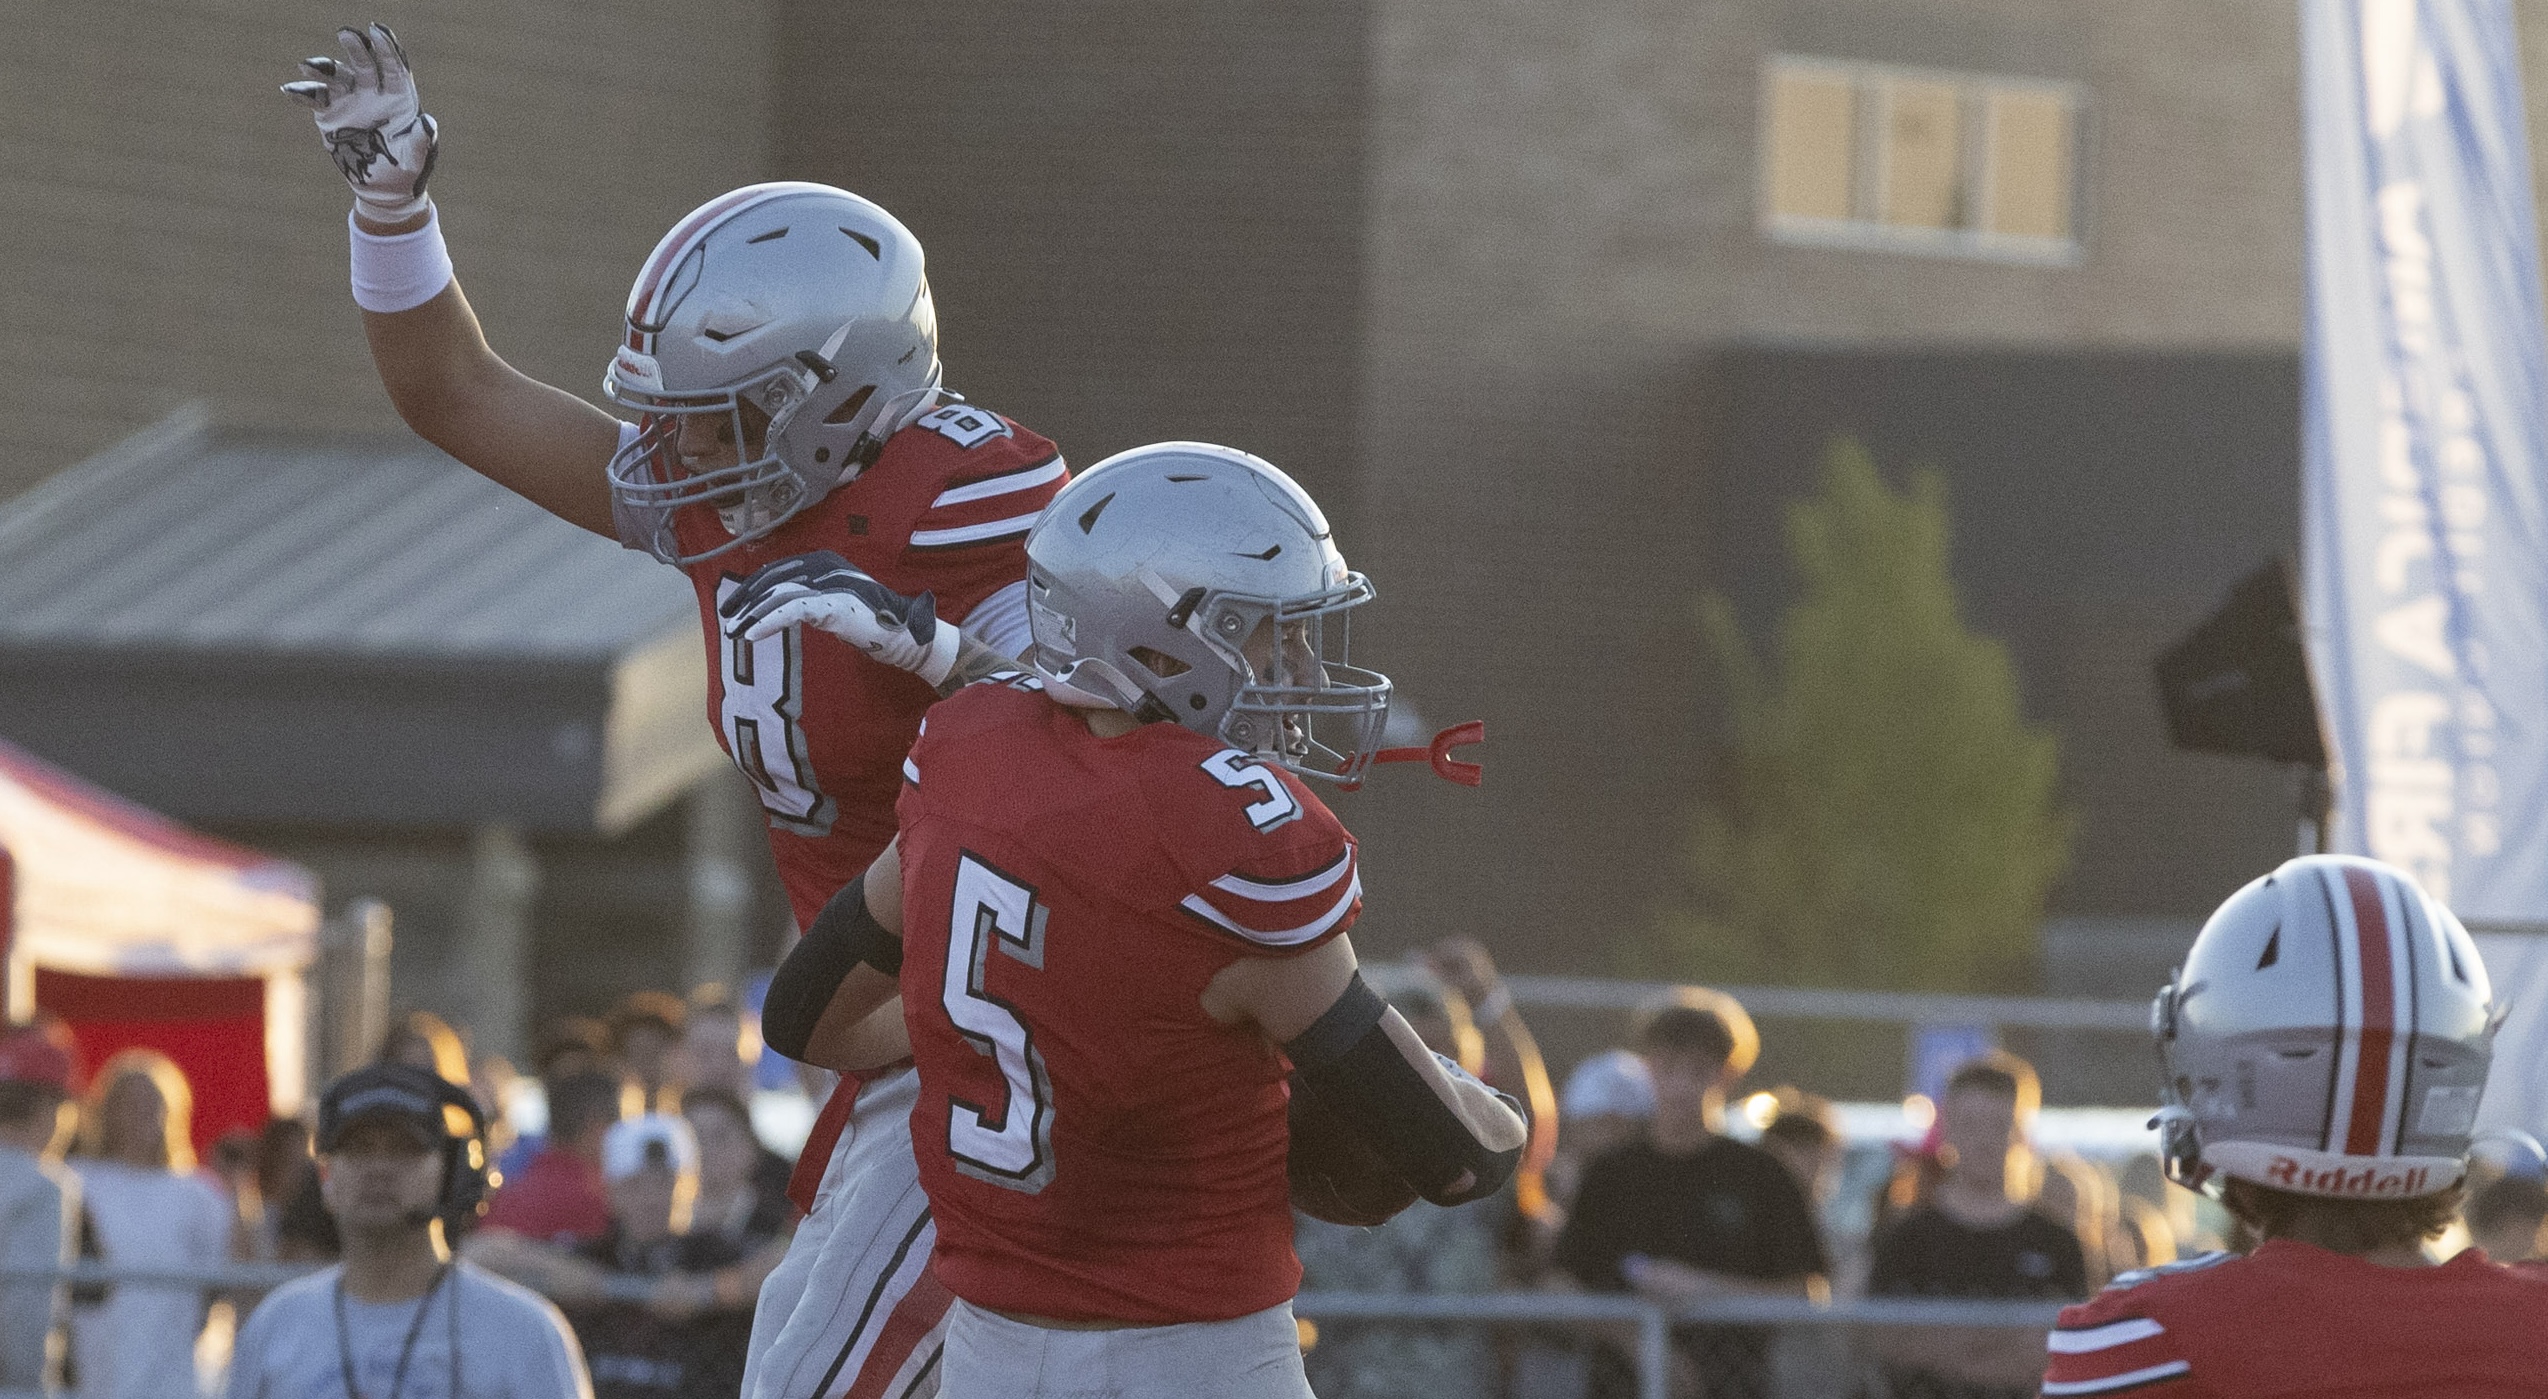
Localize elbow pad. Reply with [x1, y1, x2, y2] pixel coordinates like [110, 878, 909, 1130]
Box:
[1284, 974, 1529, 1206]
[763, 875, 901, 1062]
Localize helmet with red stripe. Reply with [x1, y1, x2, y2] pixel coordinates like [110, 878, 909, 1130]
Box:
[2153, 854, 2495, 1199]
[604, 182, 944, 564]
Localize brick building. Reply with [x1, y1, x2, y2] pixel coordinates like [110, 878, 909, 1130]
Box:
[12, 2, 2546, 1047]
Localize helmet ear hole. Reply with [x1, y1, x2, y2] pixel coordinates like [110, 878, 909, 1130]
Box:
[825, 385, 877, 425]
[1128, 646, 1190, 679]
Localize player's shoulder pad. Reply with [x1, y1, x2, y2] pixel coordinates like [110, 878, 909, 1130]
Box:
[899, 673, 1044, 790]
[1171, 747, 1360, 953]
[2041, 1254, 2225, 1397]
[891, 405, 1067, 554]
[2100, 1249, 2237, 1295]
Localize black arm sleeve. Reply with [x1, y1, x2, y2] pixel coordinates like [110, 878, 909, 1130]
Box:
[1284, 973, 1527, 1207]
[762, 874, 901, 1063]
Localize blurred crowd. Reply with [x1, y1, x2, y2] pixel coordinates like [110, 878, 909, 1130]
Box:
[1294, 942, 2548, 1399]
[7, 952, 2546, 1399]
[0, 985, 799, 1399]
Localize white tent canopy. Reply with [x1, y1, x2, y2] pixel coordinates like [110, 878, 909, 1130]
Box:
[0, 739, 319, 1112]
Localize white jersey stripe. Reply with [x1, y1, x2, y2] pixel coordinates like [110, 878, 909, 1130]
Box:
[1207, 848, 1355, 903]
[930, 459, 1067, 508]
[2042, 1359, 2192, 1395]
[903, 756, 920, 784]
[910, 511, 1043, 548]
[2046, 1317, 2165, 1354]
[1180, 872, 1362, 947]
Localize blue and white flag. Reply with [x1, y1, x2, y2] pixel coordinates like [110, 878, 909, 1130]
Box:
[2303, 0, 2548, 1131]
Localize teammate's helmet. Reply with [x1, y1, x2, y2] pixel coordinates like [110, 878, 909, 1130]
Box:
[604, 182, 944, 565]
[1023, 442, 1392, 782]
[2152, 854, 2495, 1200]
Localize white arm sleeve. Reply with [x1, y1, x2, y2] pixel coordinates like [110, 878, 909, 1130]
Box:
[960, 578, 1036, 659]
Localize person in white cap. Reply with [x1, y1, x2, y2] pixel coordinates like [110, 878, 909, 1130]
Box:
[561, 1115, 755, 1397]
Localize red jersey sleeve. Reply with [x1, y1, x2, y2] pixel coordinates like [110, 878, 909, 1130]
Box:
[895, 406, 1068, 619]
[1163, 747, 1362, 957]
[2041, 1257, 2229, 1397]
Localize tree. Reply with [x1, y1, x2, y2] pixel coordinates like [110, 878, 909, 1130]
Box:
[1649, 438, 2071, 992]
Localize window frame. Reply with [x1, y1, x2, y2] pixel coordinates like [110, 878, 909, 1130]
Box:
[1757, 54, 2088, 267]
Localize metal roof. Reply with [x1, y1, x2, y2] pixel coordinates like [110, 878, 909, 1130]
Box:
[0, 406, 691, 660]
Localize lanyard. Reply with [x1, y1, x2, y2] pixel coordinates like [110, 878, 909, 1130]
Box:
[333, 1262, 452, 1399]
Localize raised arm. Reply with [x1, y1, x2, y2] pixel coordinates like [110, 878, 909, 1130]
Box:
[283, 25, 620, 537]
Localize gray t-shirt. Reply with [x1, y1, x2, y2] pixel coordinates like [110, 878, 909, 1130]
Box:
[225, 1261, 591, 1399]
[0, 1146, 75, 1398]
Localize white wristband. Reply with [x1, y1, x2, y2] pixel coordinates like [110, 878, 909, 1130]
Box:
[914, 621, 964, 689]
[348, 205, 454, 313]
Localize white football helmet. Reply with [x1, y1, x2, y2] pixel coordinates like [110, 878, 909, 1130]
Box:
[2152, 854, 2496, 1200]
[605, 182, 944, 565]
[1022, 442, 1392, 782]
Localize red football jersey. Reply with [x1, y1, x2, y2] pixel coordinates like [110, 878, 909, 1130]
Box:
[662, 405, 1067, 924]
[894, 679, 1364, 1323]
[2042, 1240, 2548, 1396]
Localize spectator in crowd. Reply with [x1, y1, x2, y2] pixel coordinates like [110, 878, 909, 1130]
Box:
[2115, 1153, 2195, 1265]
[680, 1087, 792, 1253]
[609, 993, 687, 1110]
[1755, 1088, 1844, 1206]
[378, 1010, 472, 1086]
[496, 1017, 615, 1183]
[68, 1049, 234, 1399]
[1551, 1049, 1653, 1216]
[1556, 991, 1827, 1398]
[1866, 1052, 2086, 1399]
[670, 987, 756, 1101]
[563, 1115, 753, 1399]
[0, 1024, 78, 1399]
[2468, 1172, 2547, 1264]
[232, 1118, 314, 1263]
[1419, 939, 1561, 1227]
[480, 1066, 625, 1248]
[2037, 1148, 2128, 1287]
[1295, 971, 1510, 1399]
[224, 1064, 591, 1399]
[265, 1113, 342, 1264]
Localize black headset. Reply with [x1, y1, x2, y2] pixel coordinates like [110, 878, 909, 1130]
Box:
[317, 1062, 494, 1227]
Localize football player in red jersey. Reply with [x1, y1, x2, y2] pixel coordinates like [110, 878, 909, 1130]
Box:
[752, 443, 1530, 1397]
[2042, 855, 2548, 1398]
[283, 27, 1062, 1398]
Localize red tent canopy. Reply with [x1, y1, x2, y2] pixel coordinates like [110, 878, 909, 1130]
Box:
[0, 740, 318, 1155]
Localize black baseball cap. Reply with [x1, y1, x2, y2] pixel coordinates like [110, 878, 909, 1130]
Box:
[317, 1063, 472, 1153]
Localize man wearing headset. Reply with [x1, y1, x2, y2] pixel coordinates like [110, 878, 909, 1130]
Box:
[225, 1064, 594, 1399]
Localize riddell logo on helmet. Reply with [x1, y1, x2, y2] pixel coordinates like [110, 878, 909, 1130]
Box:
[2265, 1156, 2432, 1197]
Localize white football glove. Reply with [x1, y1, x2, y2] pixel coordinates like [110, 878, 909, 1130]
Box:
[720, 552, 963, 687]
[280, 24, 439, 223]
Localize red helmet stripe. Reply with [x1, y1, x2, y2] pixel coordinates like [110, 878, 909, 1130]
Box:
[624, 184, 799, 344]
[2340, 865, 2399, 1156]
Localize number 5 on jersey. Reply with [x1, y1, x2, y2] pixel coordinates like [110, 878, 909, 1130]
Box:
[1202, 749, 1302, 831]
[943, 855, 1058, 1193]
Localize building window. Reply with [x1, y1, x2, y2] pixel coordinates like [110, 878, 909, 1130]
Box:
[1760, 56, 2082, 263]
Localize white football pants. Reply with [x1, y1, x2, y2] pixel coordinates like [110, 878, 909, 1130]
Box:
[938, 1298, 1313, 1399]
[744, 1067, 949, 1399]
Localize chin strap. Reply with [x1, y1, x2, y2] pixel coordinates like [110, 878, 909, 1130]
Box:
[1344, 720, 1485, 790]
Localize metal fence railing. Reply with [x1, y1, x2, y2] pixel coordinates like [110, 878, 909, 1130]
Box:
[1294, 1290, 2069, 1399]
[7, 1263, 2072, 1399]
